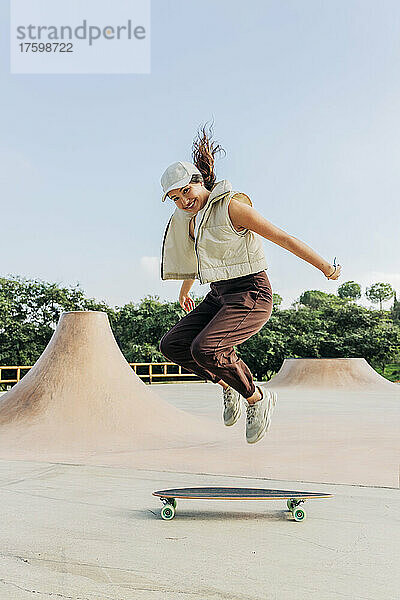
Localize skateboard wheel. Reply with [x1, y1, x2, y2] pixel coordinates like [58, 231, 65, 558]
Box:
[292, 508, 306, 522]
[287, 500, 294, 511]
[161, 504, 175, 520]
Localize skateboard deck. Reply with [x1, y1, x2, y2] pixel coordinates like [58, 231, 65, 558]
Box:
[152, 487, 332, 521]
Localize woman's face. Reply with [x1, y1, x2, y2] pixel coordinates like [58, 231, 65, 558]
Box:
[168, 182, 210, 213]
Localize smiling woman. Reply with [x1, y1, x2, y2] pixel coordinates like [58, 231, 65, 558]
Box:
[158, 122, 341, 446]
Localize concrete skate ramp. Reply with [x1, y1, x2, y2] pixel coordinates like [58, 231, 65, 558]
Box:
[0, 311, 224, 460]
[265, 358, 398, 391]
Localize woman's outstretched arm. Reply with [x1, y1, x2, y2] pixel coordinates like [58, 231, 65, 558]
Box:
[228, 198, 341, 279]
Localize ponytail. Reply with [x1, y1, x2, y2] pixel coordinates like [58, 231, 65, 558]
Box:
[191, 121, 226, 190]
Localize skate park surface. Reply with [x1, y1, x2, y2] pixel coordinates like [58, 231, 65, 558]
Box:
[0, 311, 399, 599]
[1, 457, 399, 600]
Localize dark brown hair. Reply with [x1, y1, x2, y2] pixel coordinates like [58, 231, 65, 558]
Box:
[191, 121, 226, 190]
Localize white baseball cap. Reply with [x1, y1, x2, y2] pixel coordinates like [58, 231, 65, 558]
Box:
[161, 161, 202, 202]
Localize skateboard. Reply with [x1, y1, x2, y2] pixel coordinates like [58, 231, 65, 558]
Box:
[152, 487, 332, 521]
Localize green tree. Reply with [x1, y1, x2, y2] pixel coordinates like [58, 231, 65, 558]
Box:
[337, 281, 361, 301]
[317, 303, 400, 372]
[391, 292, 400, 325]
[238, 301, 400, 380]
[111, 295, 184, 362]
[299, 290, 343, 309]
[0, 275, 113, 365]
[365, 282, 395, 311]
[272, 293, 282, 310]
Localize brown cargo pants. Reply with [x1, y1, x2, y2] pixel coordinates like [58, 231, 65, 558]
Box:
[159, 270, 273, 399]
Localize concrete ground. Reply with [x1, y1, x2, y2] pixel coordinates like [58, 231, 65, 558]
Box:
[0, 460, 399, 600]
[0, 381, 399, 599]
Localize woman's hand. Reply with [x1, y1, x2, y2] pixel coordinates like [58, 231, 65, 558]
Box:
[179, 279, 196, 312]
[323, 259, 342, 280]
[179, 292, 195, 312]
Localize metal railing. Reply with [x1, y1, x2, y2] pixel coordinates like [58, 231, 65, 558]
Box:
[0, 366, 32, 386]
[0, 362, 202, 388]
[130, 362, 201, 384]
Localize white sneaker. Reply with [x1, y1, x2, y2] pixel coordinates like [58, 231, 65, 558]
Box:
[245, 386, 277, 444]
[223, 386, 242, 426]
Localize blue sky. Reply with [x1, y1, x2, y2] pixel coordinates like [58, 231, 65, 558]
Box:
[1, 0, 399, 309]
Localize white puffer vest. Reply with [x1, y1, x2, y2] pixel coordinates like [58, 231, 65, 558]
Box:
[161, 180, 268, 284]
